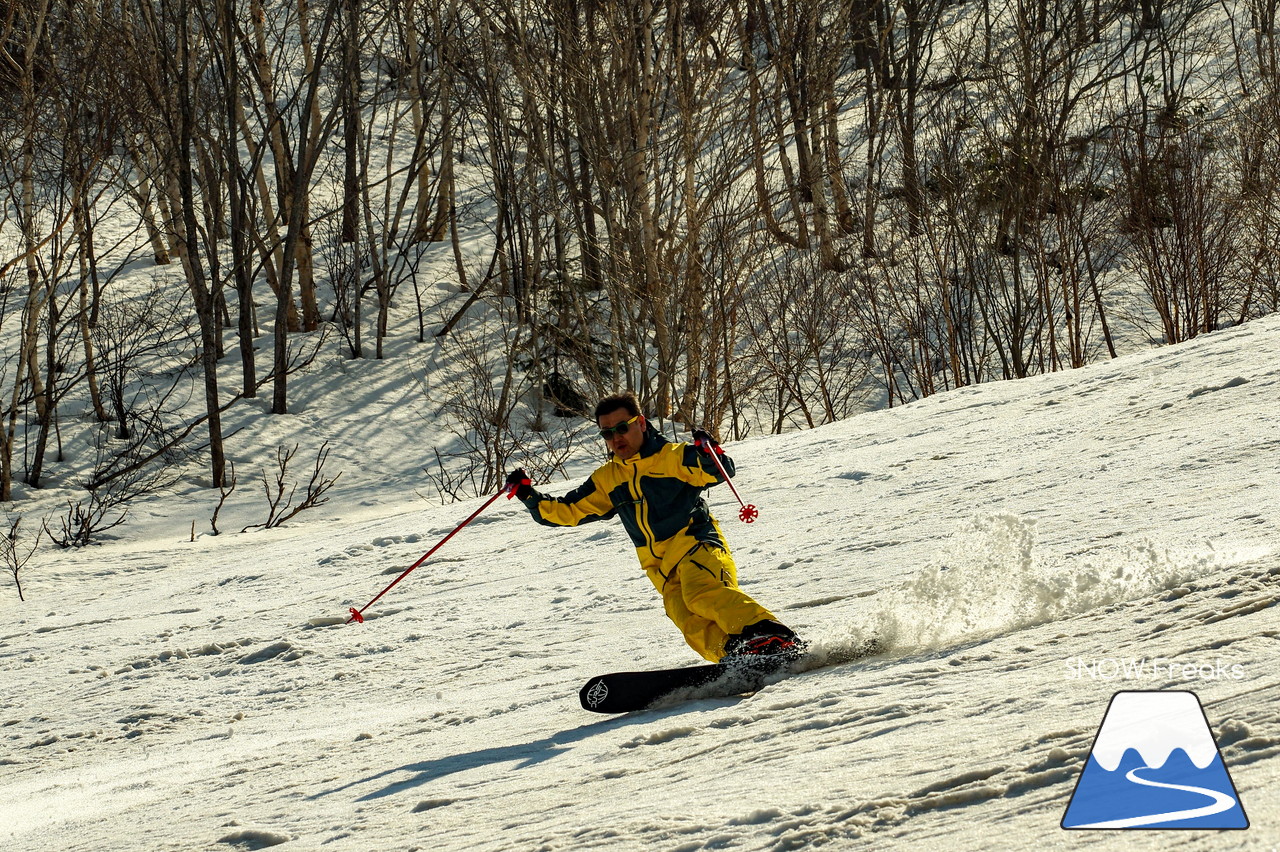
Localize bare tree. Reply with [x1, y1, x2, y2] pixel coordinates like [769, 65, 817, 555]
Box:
[1117, 124, 1245, 343]
[44, 421, 188, 548]
[241, 442, 342, 532]
[424, 305, 532, 497]
[238, 0, 346, 413]
[92, 283, 196, 441]
[209, 460, 237, 535]
[2, 515, 41, 601]
[1229, 0, 1280, 318]
[0, 0, 53, 500]
[105, 0, 231, 487]
[878, 0, 950, 241]
[742, 250, 873, 431]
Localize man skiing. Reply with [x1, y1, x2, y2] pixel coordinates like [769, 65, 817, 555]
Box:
[507, 392, 802, 664]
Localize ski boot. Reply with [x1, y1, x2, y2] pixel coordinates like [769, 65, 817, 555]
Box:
[722, 620, 806, 673]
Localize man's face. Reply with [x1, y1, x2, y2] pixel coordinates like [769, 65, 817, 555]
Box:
[598, 408, 645, 460]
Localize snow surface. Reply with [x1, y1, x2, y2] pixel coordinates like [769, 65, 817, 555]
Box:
[3, 313, 1279, 851]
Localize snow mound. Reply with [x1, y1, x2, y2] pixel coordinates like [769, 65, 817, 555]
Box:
[216, 828, 294, 849]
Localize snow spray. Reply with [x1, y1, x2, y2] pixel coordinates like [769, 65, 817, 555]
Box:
[867, 514, 1237, 652]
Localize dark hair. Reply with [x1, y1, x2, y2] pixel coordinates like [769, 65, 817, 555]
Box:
[594, 392, 641, 422]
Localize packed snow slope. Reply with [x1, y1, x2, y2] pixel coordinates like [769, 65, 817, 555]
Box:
[3, 314, 1279, 852]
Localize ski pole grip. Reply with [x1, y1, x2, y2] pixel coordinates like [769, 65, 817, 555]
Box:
[505, 477, 531, 500]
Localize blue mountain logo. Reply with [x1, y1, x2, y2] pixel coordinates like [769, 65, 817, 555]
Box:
[1062, 690, 1248, 830]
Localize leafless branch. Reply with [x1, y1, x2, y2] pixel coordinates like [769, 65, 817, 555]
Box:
[209, 460, 237, 536]
[241, 442, 342, 532]
[2, 516, 42, 601]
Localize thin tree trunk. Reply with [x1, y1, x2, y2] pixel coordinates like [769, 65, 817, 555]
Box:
[77, 196, 110, 421]
[126, 137, 173, 264]
[220, 0, 258, 397]
[171, 0, 227, 487]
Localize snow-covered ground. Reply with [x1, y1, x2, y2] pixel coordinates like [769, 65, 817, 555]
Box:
[2, 312, 1278, 851]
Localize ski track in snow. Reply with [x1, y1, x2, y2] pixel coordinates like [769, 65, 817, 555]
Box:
[2, 317, 1279, 850]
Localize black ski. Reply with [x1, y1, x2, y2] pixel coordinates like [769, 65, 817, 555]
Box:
[579, 639, 881, 713]
[579, 662, 770, 713]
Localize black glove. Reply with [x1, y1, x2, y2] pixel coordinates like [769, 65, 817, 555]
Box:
[505, 468, 533, 500]
[692, 429, 722, 454]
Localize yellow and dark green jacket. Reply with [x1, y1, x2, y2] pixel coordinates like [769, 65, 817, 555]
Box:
[519, 424, 734, 579]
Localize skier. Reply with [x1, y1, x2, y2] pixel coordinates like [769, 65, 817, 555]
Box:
[506, 392, 802, 664]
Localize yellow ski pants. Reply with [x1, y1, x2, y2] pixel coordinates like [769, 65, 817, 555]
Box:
[646, 538, 777, 662]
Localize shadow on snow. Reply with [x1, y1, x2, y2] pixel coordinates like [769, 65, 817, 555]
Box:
[310, 710, 704, 802]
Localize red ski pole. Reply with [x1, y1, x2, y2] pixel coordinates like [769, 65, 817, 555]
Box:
[693, 434, 759, 523]
[346, 483, 519, 624]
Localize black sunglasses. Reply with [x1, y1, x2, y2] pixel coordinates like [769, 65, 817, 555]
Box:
[599, 415, 640, 440]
